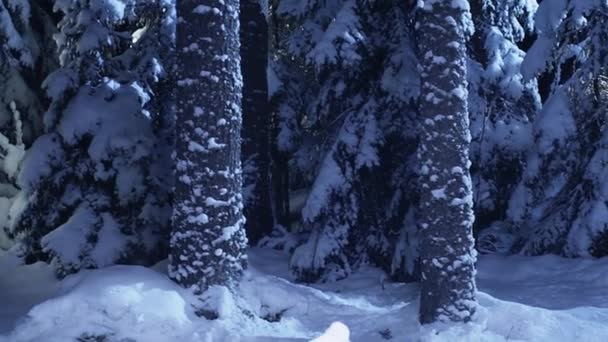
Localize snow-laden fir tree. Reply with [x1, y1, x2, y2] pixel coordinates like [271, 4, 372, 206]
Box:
[170, 0, 248, 292]
[416, 0, 477, 324]
[11, 0, 173, 276]
[273, 0, 370, 282]
[360, 0, 420, 283]
[273, 0, 420, 282]
[506, 0, 608, 257]
[0, 0, 58, 249]
[0, 101, 25, 250]
[241, 0, 274, 243]
[0, 0, 57, 146]
[466, 0, 541, 251]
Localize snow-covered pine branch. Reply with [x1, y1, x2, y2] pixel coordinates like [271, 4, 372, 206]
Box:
[12, 0, 173, 277]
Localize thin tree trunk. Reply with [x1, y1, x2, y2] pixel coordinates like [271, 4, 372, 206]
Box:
[241, 0, 274, 243]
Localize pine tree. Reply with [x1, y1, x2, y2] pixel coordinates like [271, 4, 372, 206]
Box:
[467, 0, 540, 251]
[0, 1, 58, 249]
[416, 0, 477, 324]
[11, 0, 173, 276]
[507, 0, 608, 257]
[240, 0, 274, 244]
[0, 0, 57, 147]
[273, 0, 368, 282]
[273, 0, 420, 282]
[170, 0, 248, 292]
[365, 0, 420, 283]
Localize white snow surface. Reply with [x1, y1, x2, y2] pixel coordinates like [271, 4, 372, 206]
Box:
[1, 248, 608, 341]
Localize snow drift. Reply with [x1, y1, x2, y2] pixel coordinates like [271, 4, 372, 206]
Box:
[2, 249, 608, 341]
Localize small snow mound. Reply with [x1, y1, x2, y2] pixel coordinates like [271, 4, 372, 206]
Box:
[200, 285, 237, 318]
[418, 308, 494, 342]
[8, 266, 196, 342]
[418, 293, 608, 342]
[311, 321, 350, 342]
[7, 263, 317, 341]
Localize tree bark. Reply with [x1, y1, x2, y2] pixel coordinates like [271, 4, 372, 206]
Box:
[416, 0, 478, 324]
[171, 0, 247, 292]
[240, 0, 274, 243]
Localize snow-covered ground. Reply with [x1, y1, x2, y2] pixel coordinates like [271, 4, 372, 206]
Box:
[1, 248, 608, 341]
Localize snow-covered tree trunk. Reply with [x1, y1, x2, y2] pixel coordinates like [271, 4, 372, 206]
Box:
[416, 0, 477, 324]
[171, 0, 248, 292]
[240, 0, 274, 243]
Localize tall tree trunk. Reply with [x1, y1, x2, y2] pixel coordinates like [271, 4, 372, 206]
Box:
[271, 147, 290, 227]
[268, 5, 291, 230]
[171, 0, 247, 292]
[416, 0, 477, 324]
[240, 0, 274, 243]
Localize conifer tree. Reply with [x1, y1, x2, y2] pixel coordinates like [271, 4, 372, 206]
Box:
[507, 0, 608, 257]
[0, 0, 57, 147]
[467, 0, 540, 249]
[0, 0, 58, 249]
[272, 0, 421, 283]
[12, 0, 173, 276]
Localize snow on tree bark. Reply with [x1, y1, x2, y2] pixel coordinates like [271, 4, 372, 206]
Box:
[240, 0, 274, 244]
[171, 0, 248, 292]
[416, 0, 477, 324]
